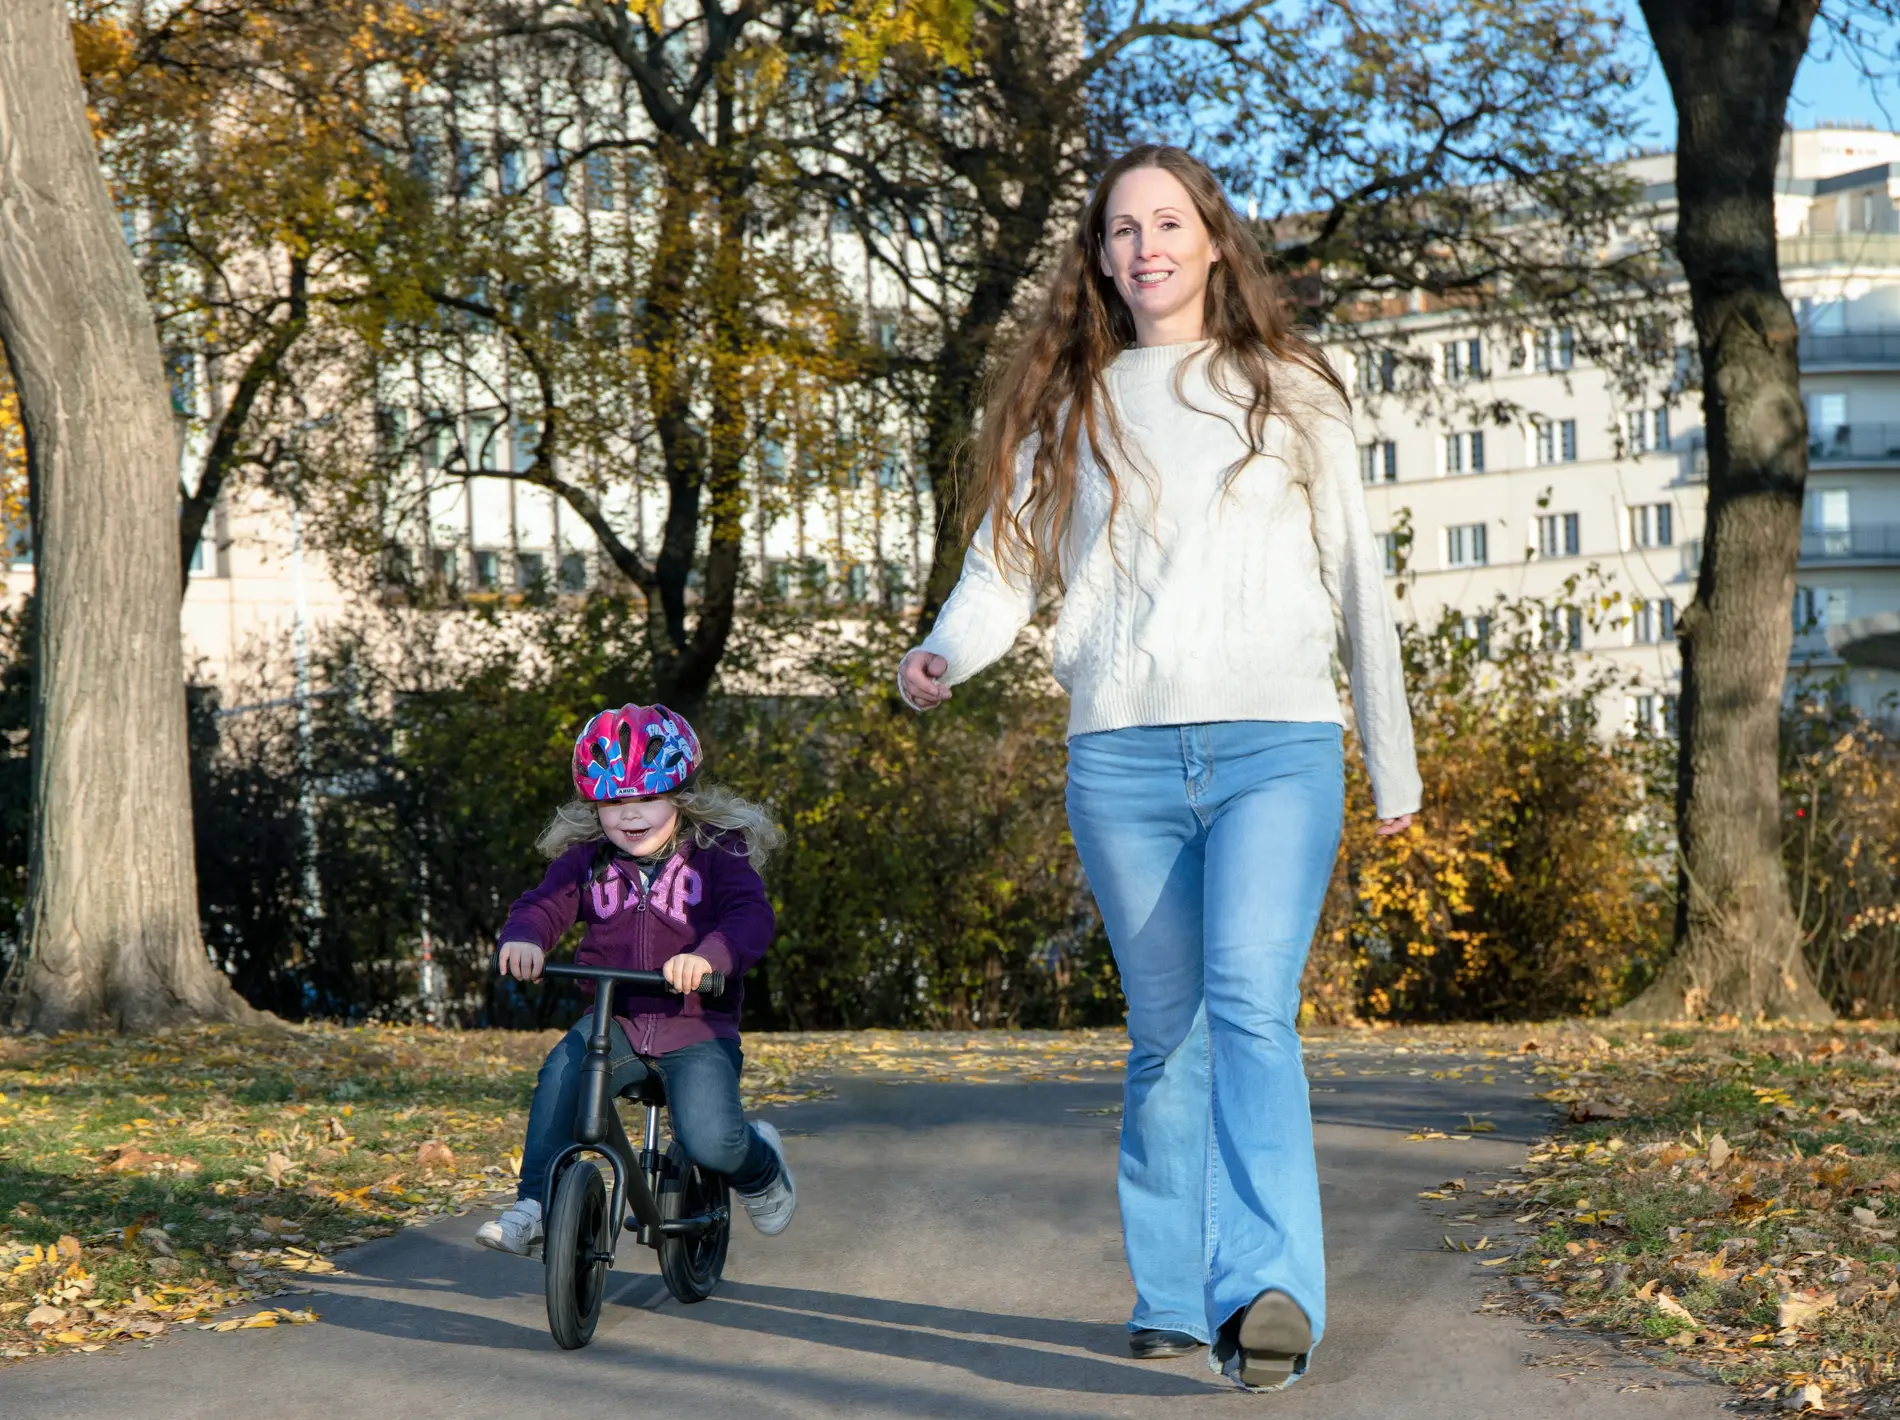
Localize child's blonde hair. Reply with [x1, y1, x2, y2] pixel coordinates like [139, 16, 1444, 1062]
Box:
[536, 779, 784, 870]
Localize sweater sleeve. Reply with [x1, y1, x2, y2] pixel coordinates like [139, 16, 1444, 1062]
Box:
[497, 845, 589, 956]
[1303, 389, 1424, 820]
[913, 441, 1039, 687]
[690, 847, 776, 978]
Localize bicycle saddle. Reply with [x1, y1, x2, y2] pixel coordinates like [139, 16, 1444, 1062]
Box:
[618, 1074, 668, 1107]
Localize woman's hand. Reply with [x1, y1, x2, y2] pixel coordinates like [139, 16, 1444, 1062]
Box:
[1376, 814, 1415, 838]
[498, 941, 545, 981]
[663, 953, 715, 994]
[898, 650, 951, 711]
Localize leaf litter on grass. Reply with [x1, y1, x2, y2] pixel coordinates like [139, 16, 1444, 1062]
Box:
[1468, 1022, 1900, 1415]
[0, 1021, 1136, 1363]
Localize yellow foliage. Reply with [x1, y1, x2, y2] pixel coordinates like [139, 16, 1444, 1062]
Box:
[0, 364, 25, 551]
[1304, 586, 1673, 1023]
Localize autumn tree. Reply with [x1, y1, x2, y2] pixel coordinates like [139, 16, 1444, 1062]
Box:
[74, 1, 447, 594]
[0, 0, 253, 1030]
[1620, 0, 1898, 1021]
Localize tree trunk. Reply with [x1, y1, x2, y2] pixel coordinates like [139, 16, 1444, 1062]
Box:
[0, 0, 254, 1031]
[1622, 0, 1832, 1022]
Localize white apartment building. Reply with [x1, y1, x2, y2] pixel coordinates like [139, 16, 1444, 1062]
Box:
[1335, 124, 1900, 732]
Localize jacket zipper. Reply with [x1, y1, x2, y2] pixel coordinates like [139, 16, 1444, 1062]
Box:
[631, 862, 657, 1055]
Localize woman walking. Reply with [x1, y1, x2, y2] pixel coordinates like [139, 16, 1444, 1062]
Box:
[897, 145, 1420, 1390]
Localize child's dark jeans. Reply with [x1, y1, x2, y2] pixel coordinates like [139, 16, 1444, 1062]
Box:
[516, 1014, 779, 1204]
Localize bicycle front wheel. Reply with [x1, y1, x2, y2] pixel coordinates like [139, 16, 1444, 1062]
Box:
[544, 1159, 610, 1349]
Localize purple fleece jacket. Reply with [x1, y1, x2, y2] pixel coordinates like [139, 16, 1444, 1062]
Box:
[497, 834, 775, 1056]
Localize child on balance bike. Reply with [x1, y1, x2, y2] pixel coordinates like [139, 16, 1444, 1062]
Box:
[478, 702, 795, 1256]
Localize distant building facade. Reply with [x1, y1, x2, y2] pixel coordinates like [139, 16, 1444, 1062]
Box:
[1328, 125, 1900, 731]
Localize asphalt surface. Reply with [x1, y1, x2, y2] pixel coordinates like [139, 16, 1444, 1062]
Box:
[4, 1051, 1731, 1420]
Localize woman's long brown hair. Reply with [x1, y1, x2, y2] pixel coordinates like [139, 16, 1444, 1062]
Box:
[972, 144, 1348, 589]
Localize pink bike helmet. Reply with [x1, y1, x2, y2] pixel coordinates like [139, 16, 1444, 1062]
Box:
[572, 704, 703, 802]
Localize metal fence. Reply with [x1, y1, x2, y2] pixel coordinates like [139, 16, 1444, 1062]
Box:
[1800, 523, 1900, 564]
[1801, 330, 1900, 365]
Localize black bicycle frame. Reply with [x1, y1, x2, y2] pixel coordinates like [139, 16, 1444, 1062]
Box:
[536, 965, 729, 1258]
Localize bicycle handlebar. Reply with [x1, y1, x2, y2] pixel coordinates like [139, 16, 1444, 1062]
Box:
[539, 962, 727, 998]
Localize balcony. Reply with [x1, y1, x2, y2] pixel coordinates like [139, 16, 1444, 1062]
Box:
[1810, 423, 1900, 463]
[1683, 426, 1900, 468]
[1800, 329, 1900, 366]
[1800, 523, 1900, 565]
[1779, 234, 1900, 270]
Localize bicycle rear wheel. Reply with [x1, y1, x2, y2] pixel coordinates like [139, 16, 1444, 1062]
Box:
[657, 1141, 730, 1303]
[544, 1160, 610, 1349]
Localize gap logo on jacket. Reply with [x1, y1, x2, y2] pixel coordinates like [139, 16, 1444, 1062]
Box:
[498, 833, 774, 1057]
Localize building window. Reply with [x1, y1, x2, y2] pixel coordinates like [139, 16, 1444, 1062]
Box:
[1359, 440, 1397, 484]
[498, 145, 524, 196]
[559, 552, 588, 593]
[1632, 598, 1677, 644]
[585, 152, 614, 211]
[876, 449, 904, 491]
[1443, 430, 1484, 475]
[1534, 327, 1576, 372]
[1625, 410, 1648, 455]
[1536, 512, 1580, 559]
[1794, 585, 1850, 630]
[515, 550, 546, 590]
[453, 137, 484, 195]
[1632, 694, 1662, 736]
[1377, 532, 1400, 576]
[1628, 502, 1674, 548]
[1441, 338, 1484, 382]
[543, 150, 567, 206]
[761, 439, 788, 483]
[1532, 418, 1578, 465]
[843, 562, 868, 602]
[1357, 349, 1397, 394]
[472, 549, 502, 590]
[878, 561, 906, 607]
[165, 350, 196, 416]
[1544, 605, 1583, 651]
[1652, 406, 1671, 451]
[1807, 392, 1849, 455]
[1460, 614, 1492, 658]
[1445, 522, 1488, 568]
[4, 519, 30, 567]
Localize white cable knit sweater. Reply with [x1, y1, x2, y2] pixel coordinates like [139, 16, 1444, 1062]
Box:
[916, 340, 1423, 820]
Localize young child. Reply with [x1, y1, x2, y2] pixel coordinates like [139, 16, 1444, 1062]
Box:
[477, 702, 793, 1255]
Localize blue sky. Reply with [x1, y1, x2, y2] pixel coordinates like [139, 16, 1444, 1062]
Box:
[1619, 4, 1899, 149]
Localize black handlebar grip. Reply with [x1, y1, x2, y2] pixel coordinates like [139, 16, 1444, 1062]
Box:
[697, 971, 726, 997]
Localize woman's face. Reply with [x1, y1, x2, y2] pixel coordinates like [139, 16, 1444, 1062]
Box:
[1098, 166, 1220, 345]
[599, 797, 680, 855]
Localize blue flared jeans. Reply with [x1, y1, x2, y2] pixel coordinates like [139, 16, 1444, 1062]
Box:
[1066, 721, 1344, 1360]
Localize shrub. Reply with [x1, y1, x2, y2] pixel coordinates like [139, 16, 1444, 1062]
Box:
[1306, 584, 1676, 1023]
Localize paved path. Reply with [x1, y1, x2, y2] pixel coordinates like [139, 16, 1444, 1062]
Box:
[6, 1052, 1729, 1420]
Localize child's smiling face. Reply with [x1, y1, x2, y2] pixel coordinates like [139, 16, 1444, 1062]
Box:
[598, 797, 681, 856]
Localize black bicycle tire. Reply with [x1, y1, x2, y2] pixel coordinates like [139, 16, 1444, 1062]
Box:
[544, 1160, 609, 1349]
[656, 1141, 729, 1304]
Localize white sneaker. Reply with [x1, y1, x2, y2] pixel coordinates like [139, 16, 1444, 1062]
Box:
[475, 1198, 543, 1255]
[738, 1121, 796, 1236]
